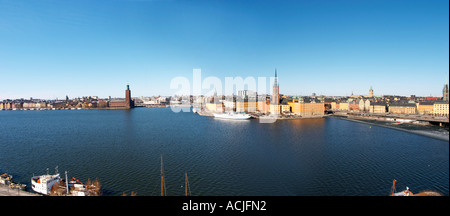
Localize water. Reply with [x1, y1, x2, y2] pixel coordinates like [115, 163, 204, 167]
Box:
[0, 108, 448, 196]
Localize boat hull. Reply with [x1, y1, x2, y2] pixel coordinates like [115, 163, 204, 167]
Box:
[31, 174, 61, 195]
[213, 113, 251, 120]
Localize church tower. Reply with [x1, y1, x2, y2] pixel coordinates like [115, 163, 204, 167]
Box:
[369, 86, 374, 97]
[443, 82, 449, 101]
[272, 69, 279, 105]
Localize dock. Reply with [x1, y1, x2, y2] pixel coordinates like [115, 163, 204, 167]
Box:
[0, 185, 40, 196]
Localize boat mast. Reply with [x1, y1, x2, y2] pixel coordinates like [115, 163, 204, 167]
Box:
[185, 172, 191, 196]
[161, 155, 163, 196]
[65, 171, 69, 195]
[161, 155, 167, 196]
[391, 179, 397, 196]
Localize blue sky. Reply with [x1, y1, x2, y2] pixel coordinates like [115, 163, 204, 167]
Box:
[0, 0, 448, 99]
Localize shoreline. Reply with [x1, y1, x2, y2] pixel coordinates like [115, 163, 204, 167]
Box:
[0, 185, 40, 196]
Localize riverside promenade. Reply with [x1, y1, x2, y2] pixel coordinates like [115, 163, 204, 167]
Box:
[332, 111, 449, 126]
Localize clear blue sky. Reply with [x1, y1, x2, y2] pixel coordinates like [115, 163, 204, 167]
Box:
[0, 0, 448, 99]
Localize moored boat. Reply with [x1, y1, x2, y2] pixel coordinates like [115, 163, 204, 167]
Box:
[390, 179, 442, 196]
[31, 170, 61, 195]
[213, 112, 251, 120]
[0, 173, 12, 185]
[1, 173, 27, 190]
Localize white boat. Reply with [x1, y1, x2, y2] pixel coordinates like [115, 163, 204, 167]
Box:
[213, 112, 251, 120]
[31, 173, 61, 195]
[68, 178, 88, 196]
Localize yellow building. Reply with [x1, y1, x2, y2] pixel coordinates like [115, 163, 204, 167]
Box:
[331, 102, 338, 110]
[288, 99, 298, 112]
[388, 104, 417, 114]
[0, 103, 4, 109]
[369, 102, 386, 113]
[302, 102, 325, 116]
[339, 102, 349, 111]
[290, 99, 324, 116]
[270, 104, 281, 115]
[236, 100, 257, 113]
[433, 102, 449, 117]
[417, 102, 434, 115]
[281, 104, 290, 113]
[257, 101, 270, 114]
[205, 102, 223, 112]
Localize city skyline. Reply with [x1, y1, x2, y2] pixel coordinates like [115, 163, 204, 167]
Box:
[0, 0, 448, 99]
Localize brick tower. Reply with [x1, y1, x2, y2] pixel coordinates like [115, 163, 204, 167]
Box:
[125, 83, 132, 108]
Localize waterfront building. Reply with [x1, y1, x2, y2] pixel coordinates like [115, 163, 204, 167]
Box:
[3, 102, 10, 109]
[206, 102, 224, 113]
[348, 100, 360, 111]
[281, 104, 290, 113]
[301, 99, 325, 116]
[331, 101, 338, 110]
[433, 101, 449, 117]
[359, 99, 370, 112]
[417, 101, 435, 115]
[256, 97, 270, 114]
[290, 98, 324, 116]
[13, 102, 23, 109]
[108, 84, 134, 109]
[369, 102, 387, 113]
[388, 103, 417, 114]
[270, 104, 281, 115]
[205, 94, 224, 113]
[324, 98, 332, 110]
[288, 98, 299, 113]
[236, 99, 256, 113]
[223, 98, 236, 112]
[339, 102, 349, 111]
[365, 99, 370, 111]
[98, 100, 108, 108]
[443, 83, 449, 101]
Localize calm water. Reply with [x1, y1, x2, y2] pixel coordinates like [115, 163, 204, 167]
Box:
[0, 108, 448, 196]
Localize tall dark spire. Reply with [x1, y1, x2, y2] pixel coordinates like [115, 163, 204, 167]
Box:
[274, 68, 278, 86]
[272, 68, 280, 105]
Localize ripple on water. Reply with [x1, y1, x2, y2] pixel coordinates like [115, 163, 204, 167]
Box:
[0, 109, 448, 196]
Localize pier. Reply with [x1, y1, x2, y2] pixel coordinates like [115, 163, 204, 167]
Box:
[0, 185, 40, 196]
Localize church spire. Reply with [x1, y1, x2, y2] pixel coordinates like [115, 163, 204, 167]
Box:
[274, 68, 278, 86]
[272, 68, 280, 105]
